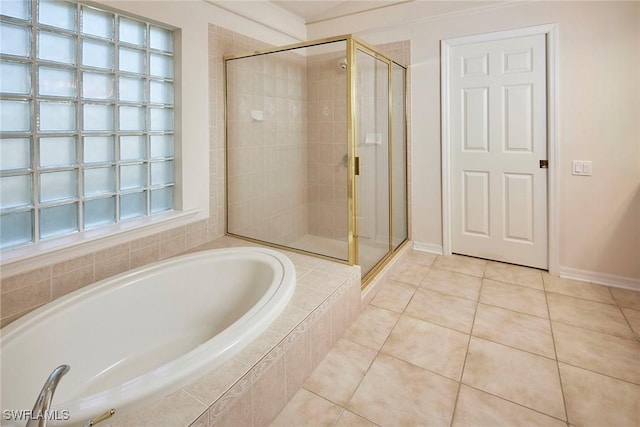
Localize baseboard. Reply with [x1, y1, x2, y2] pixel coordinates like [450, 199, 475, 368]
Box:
[558, 266, 640, 291]
[413, 241, 444, 255]
[411, 244, 639, 291]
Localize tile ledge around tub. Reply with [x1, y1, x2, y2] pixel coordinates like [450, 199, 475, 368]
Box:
[105, 236, 362, 427]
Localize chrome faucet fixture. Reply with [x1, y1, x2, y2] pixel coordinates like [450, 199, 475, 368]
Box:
[26, 365, 70, 427]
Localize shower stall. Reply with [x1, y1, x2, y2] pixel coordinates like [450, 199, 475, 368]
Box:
[224, 35, 407, 282]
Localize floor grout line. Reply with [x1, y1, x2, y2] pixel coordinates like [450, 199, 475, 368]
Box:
[271, 253, 640, 427]
[449, 264, 486, 427]
[543, 277, 571, 424]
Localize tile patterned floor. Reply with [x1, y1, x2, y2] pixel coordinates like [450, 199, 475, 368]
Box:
[270, 252, 640, 427]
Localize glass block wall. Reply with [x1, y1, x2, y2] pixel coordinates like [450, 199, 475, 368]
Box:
[0, 0, 175, 250]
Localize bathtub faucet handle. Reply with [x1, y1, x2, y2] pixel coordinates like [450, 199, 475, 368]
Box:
[26, 364, 70, 427]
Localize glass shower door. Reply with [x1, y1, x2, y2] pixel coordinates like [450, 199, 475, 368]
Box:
[355, 49, 390, 276]
[392, 62, 408, 249]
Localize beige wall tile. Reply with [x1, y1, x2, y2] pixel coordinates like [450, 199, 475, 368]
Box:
[162, 225, 187, 241]
[188, 411, 209, 427]
[347, 277, 363, 324]
[52, 253, 94, 276]
[284, 328, 311, 401]
[130, 233, 160, 251]
[186, 358, 253, 408]
[95, 253, 130, 282]
[106, 389, 206, 427]
[252, 355, 286, 426]
[462, 337, 566, 420]
[211, 385, 252, 427]
[310, 308, 333, 367]
[52, 266, 94, 299]
[207, 372, 252, 423]
[269, 305, 308, 339]
[186, 231, 208, 251]
[94, 243, 130, 263]
[330, 291, 348, 344]
[1, 266, 51, 293]
[159, 235, 187, 260]
[130, 244, 160, 269]
[1, 279, 50, 318]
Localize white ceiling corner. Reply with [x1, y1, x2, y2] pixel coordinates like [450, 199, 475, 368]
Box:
[270, 0, 411, 24]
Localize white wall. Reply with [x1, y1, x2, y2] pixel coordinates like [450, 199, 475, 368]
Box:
[308, 1, 640, 283]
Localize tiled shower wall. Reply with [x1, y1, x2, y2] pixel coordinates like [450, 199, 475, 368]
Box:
[226, 49, 309, 244]
[306, 42, 411, 242]
[306, 50, 349, 240]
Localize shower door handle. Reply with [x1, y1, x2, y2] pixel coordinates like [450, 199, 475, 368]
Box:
[354, 157, 360, 176]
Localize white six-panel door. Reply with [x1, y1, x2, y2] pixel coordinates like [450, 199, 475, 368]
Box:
[449, 34, 548, 269]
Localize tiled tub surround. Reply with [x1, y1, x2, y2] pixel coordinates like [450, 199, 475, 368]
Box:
[102, 236, 361, 427]
[0, 219, 212, 328]
[4, 235, 361, 427]
[271, 252, 640, 427]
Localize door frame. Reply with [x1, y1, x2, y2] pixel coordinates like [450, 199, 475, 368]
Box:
[440, 24, 559, 274]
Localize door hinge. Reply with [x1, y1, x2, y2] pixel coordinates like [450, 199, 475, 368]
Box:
[539, 160, 548, 169]
[354, 157, 360, 175]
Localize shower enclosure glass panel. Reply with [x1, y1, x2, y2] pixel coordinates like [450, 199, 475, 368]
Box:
[225, 41, 349, 261]
[225, 35, 408, 283]
[392, 62, 408, 249]
[355, 50, 390, 276]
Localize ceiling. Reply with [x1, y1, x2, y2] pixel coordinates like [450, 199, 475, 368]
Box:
[270, 0, 411, 24]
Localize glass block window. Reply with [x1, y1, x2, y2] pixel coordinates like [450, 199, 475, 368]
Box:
[0, 0, 175, 250]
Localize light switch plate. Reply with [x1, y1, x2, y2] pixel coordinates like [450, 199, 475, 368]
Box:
[572, 160, 592, 176]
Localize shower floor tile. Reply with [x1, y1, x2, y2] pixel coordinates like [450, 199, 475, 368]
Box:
[270, 252, 640, 427]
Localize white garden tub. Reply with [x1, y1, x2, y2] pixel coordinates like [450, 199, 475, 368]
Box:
[1, 247, 295, 426]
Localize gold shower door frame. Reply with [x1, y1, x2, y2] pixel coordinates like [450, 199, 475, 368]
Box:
[224, 35, 409, 287]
